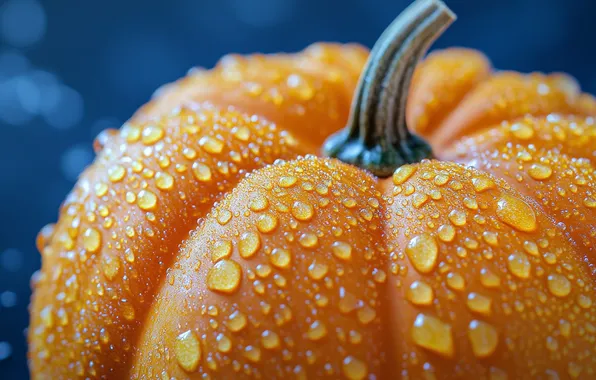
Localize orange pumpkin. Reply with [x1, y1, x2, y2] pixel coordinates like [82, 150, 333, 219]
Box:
[29, 0, 596, 378]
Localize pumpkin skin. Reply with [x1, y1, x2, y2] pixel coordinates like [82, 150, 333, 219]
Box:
[29, 11, 596, 380]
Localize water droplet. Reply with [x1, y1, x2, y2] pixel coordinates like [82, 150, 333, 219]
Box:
[217, 209, 232, 225]
[308, 260, 328, 280]
[137, 190, 157, 210]
[472, 177, 495, 193]
[547, 274, 571, 297]
[298, 233, 318, 248]
[233, 126, 250, 141]
[407, 280, 434, 306]
[342, 356, 368, 380]
[437, 224, 455, 242]
[199, 136, 224, 154]
[192, 162, 212, 182]
[243, 345, 261, 362]
[496, 194, 537, 232]
[307, 320, 327, 341]
[393, 164, 417, 185]
[467, 292, 492, 315]
[249, 194, 269, 212]
[102, 255, 121, 281]
[448, 210, 466, 226]
[261, 330, 280, 349]
[227, 310, 247, 332]
[291, 201, 314, 221]
[357, 305, 376, 325]
[141, 124, 164, 145]
[507, 252, 531, 279]
[480, 268, 501, 288]
[256, 214, 278, 233]
[510, 123, 534, 140]
[239, 231, 260, 259]
[406, 234, 438, 274]
[216, 333, 232, 353]
[270, 248, 291, 269]
[468, 320, 498, 358]
[107, 165, 126, 183]
[528, 163, 553, 180]
[82, 228, 101, 253]
[207, 259, 242, 294]
[279, 176, 297, 188]
[332, 241, 352, 261]
[211, 240, 233, 262]
[411, 313, 454, 357]
[175, 330, 201, 372]
[446, 272, 465, 291]
[155, 172, 174, 190]
[577, 294, 592, 309]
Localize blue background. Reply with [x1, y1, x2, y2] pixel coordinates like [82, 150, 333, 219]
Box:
[0, 0, 594, 377]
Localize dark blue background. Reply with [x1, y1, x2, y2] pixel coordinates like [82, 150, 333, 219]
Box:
[1, 0, 594, 378]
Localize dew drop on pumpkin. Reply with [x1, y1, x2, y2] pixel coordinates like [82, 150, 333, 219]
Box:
[528, 163, 553, 180]
[217, 209, 232, 225]
[291, 201, 314, 221]
[411, 313, 454, 357]
[141, 125, 164, 145]
[472, 177, 495, 193]
[94, 182, 108, 197]
[468, 320, 498, 358]
[547, 274, 571, 297]
[393, 164, 417, 185]
[577, 294, 592, 309]
[480, 268, 501, 288]
[192, 162, 212, 182]
[507, 252, 531, 279]
[298, 233, 318, 248]
[332, 241, 352, 261]
[249, 194, 269, 212]
[107, 164, 126, 183]
[226, 310, 248, 333]
[496, 194, 537, 232]
[357, 305, 376, 325]
[467, 292, 492, 315]
[261, 330, 281, 349]
[279, 176, 297, 188]
[243, 345, 261, 363]
[155, 172, 174, 190]
[407, 280, 434, 306]
[342, 356, 368, 380]
[256, 214, 278, 233]
[199, 136, 224, 154]
[270, 248, 291, 269]
[448, 210, 467, 226]
[437, 224, 456, 242]
[207, 259, 242, 294]
[308, 260, 328, 280]
[211, 240, 232, 262]
[509, 122, 535, 140]
[175, 330, 201, 372]
[307, 320, 328, 341]
[239, 231, 260, 258]
[584, 197, 596, 208]
[82, 228, 101, 253]
[137, 190, 157, 210]
[102, 255, 121, 281]
[406, 234, 438, 274]
[216, 333, 232, 353]
[446, 272, 465, 291]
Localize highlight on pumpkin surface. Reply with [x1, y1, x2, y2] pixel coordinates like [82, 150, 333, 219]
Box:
[27, 0, 595, 378]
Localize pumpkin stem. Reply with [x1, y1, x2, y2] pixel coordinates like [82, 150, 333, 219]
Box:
[323, 0, 455, 177]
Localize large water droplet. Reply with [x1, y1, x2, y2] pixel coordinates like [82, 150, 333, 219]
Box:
[406, 234, 438, 274]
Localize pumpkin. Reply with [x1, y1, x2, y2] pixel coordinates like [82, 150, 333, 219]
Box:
[29, 0, 596, 378]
